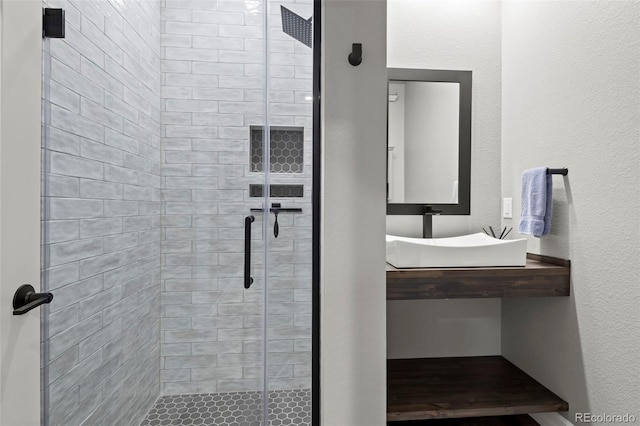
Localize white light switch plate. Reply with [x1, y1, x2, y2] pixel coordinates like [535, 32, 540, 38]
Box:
[503, 198, 513, 218]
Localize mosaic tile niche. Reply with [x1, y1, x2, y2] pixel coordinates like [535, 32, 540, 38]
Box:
[250, 126, 305, 174]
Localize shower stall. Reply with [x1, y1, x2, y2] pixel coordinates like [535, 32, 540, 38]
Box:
[40, 0, 318, 424]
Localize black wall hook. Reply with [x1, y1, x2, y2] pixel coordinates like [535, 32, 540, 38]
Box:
[348, 43, 362, 66]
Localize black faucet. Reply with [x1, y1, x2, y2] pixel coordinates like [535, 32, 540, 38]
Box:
[422, 205, 442, 238]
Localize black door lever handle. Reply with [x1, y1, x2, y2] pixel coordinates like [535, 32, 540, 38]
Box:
[13, 284, 53, 315]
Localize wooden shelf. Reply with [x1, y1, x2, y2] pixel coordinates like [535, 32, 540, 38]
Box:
[388, 414, 540, 425]
[387, 253, 570, 300]
[387, 356, 568, 422]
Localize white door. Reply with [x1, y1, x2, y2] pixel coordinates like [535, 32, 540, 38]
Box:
[0, 0, 44, 424]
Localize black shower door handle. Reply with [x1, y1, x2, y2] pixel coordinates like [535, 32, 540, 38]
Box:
[244, 216, 255, 289]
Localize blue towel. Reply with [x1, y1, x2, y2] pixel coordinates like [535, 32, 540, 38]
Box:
[518, 167, 552, 237]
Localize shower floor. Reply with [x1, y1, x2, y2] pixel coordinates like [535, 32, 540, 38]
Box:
[141, 389, 311, 426]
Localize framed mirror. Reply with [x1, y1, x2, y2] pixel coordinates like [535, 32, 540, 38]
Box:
[387, 68, 472, 216]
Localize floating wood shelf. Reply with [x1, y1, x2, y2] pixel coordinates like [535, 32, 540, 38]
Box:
[387, 253, 570, 300]
[387, 356, 568, 422]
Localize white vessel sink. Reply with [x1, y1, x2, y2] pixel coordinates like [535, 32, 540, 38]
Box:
[386, 233, 527, 268]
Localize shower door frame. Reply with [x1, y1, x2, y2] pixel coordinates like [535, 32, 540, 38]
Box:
[1, 0, 323, 422]
[30, 0, 323, 422]
[2, 0, 322, 420]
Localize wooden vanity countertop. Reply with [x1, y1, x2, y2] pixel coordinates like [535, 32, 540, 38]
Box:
[387, 253, 570, 300]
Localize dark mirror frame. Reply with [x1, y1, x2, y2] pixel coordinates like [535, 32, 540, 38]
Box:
[387, 68, 472, 216]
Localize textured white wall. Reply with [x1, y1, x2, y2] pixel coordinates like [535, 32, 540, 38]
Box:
[387, 299, 501, 359]
[501, 1, 640, 422]
[386, 0, 502, 359]
[322, 1, 387, 424]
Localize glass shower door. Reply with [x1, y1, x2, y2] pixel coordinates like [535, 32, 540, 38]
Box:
[40, 0, 268, 424]
[40, 0, 315, 423]
[263, 1, 314, 424]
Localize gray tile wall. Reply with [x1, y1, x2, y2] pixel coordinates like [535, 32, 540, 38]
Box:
[160, 0, 313, 394]
[43, 0, 162, 424]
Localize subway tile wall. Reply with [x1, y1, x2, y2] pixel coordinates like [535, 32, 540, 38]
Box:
[160, 0, 313, 394]
[43, 0, 162, 424]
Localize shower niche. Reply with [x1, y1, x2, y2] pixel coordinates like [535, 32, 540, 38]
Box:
[250, 126, 305, 174]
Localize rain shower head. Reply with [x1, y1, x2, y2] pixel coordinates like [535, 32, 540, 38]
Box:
[281, 6, 312, 48]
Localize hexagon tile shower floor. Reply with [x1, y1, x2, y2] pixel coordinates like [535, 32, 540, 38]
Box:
[141, 389, 311, 426]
